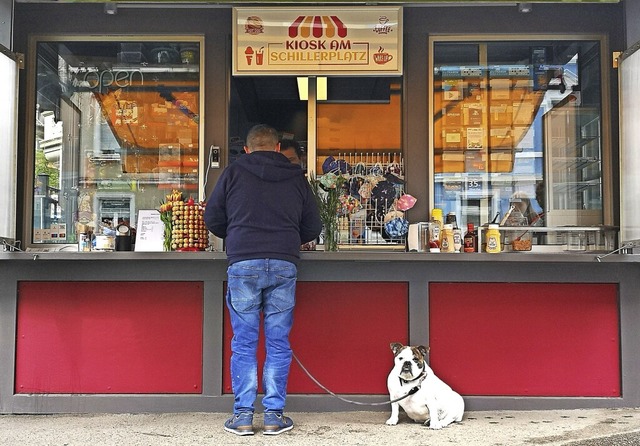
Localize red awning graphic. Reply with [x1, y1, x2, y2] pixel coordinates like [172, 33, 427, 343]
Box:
[288, 15, 348, 39]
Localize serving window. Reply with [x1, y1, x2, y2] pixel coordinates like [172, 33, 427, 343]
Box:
[26, 36, 204, 246]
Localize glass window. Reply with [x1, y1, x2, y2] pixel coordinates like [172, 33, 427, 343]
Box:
[316, 77, 404, 247]
[228, 75, 403, 248]
[431, 38, 606, 239]
[29, 38, 203, 245]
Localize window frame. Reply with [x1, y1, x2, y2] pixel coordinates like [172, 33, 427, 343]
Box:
[427, 33, 613, 232]
[23, 34, 206, 249]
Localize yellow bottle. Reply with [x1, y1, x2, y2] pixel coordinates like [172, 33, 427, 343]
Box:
[441, 224, 455, 253]
[485, 224, 502, 253]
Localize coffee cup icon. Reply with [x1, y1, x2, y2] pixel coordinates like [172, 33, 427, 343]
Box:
[373, 52, 393, 65]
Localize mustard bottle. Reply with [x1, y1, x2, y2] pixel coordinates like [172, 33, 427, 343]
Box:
[441, 224, 455, 253]
[485, 224, 502, 253]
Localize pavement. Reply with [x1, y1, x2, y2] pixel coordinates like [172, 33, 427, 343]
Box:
[1, 408, 640, 445]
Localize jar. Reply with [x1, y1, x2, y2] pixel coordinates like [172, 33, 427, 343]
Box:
[504, 209, 532, 252]
[566, 230, 586, 251]
[485, 224, 501, 253]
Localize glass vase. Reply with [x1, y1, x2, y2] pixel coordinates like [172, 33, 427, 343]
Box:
[323, 218, 339, 252]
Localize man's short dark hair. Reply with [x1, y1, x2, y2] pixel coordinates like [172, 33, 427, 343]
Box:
[280, 139, 302, 158]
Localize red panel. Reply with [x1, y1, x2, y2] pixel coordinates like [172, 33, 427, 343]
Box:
[16, 281, 203, 394]
[429, 283, 620, 397]
[223, 282, 409, 395]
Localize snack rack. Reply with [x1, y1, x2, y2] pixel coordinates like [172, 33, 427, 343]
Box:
[317, 151, 409, 250]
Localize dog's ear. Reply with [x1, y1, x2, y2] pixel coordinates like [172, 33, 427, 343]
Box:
[417, 345, 430, 358]
[390, 342, 404, 355]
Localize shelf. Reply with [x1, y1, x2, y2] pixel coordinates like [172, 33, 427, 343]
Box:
[551, 179, 601, 194]
[551, 156, 600, 170]
[111, 64, 199, 73]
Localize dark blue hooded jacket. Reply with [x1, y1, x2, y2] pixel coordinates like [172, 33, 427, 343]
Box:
[204, 151, 322, 265]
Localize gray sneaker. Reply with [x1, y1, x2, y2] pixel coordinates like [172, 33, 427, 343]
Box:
[263, 412, 294, 435]
[224, 412, 254, 436]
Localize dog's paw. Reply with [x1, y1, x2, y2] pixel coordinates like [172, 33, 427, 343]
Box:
[429, 422, 444, 430]
[385, 417, 399, 426]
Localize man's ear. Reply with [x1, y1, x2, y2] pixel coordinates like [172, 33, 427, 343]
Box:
[275, 142, 281, 152]
[243, 146, 251, 154]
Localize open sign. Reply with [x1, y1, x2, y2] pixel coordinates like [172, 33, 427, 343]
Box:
[84, 69, 144, 93]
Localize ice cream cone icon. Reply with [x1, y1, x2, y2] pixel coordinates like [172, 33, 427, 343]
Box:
[245, 46, 254, 65]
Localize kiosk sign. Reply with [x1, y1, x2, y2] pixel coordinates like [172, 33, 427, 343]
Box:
[233, 7, 402, 75]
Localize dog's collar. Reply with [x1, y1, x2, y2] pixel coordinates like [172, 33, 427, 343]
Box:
[398, 361, 428, 391]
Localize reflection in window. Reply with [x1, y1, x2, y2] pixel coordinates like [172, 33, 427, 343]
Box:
[31, 39, 202, 245]
[432, 39, 604, 236]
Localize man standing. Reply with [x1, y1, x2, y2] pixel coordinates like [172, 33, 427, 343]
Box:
[204, 124, 322, 436]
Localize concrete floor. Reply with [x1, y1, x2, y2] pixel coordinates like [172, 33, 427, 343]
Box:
[1, 408, 640, 445]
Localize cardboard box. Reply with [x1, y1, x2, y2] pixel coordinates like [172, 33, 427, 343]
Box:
[443, 128, 464, 150]
[490, 127, 513, 149]
[490, 103, 512, 125]
[489, 151, 514, 173]
[441, 152, 465, 173]
[465, 151, 487, 172]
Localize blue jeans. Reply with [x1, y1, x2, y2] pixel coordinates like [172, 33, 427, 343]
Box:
[226, 259, 297, 414]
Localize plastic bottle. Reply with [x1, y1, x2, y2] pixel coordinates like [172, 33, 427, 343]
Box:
[441, 224, 455, 253]
[446, 213, 462, 252]
[463, 223, 477, 253]
[429, 208, 444, 251]
[485, 224, 502, 253]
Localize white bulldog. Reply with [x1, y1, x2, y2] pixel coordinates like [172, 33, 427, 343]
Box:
[385, 343, 464, 429]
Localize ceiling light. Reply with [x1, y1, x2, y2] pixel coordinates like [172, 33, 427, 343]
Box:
[297, 77, 308, 101]
[317, 77, 327, 101]
[297, 77, 328, 101]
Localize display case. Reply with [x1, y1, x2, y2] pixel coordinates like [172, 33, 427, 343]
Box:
[26, 37, 204, 247]
[544, 107, 602, 226]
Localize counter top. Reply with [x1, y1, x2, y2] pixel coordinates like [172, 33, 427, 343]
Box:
[1, 250, 638, 263]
